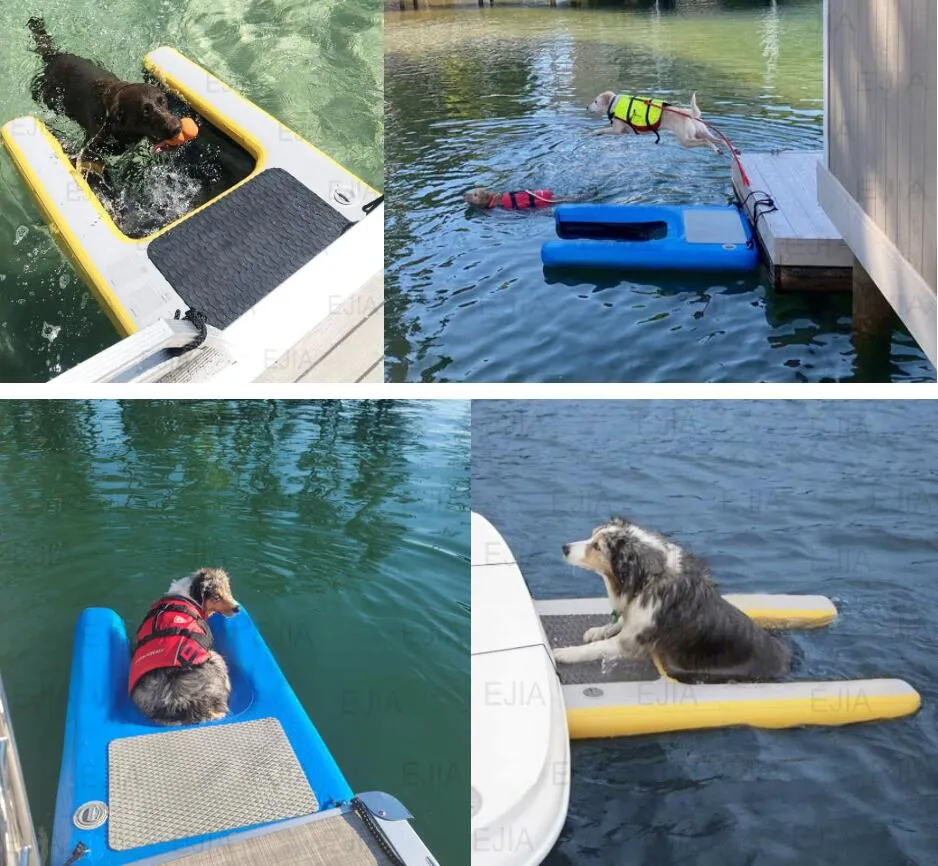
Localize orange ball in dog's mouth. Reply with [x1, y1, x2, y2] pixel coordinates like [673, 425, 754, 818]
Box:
[154, 116, 199, 152]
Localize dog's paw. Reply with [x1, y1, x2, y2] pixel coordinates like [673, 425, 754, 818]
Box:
[583, 625, 608, 643]
[552, 646, 579, 665]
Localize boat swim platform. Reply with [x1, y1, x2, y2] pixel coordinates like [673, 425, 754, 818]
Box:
[732, 150, 853, 291]
[535, 596, 920, 740]
[1, 46, 383, 383]
[52, 270, 384, 383]
[113, 801, 403, 865]
[77, 802, 408, 865]
[150, 810, 395, 865]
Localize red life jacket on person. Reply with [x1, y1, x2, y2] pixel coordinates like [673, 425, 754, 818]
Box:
[489, 189, 555, 209]
[128, 596, 213, 694]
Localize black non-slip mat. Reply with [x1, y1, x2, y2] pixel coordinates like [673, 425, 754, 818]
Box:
[540, 613, 659, 685]
[148, 167, 351, 329]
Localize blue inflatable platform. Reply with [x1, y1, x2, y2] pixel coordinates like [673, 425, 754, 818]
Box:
[541, 204, 759, 273]
[52, 607, 436, 865]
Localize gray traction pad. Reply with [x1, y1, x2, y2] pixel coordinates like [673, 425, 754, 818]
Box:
[683, 208, 748, 245]
[540, 613, 659, 685]
[148, 168, 351, 329]
[108, 717, 318, 850]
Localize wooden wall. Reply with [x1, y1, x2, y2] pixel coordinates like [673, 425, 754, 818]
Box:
[827, 0, 936, 291]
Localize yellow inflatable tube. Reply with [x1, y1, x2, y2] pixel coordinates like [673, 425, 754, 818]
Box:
[534, 595, 921, 740]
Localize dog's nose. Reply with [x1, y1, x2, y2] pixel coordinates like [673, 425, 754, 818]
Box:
[562, 543, 570, 556]
[232, 604, 241, 614]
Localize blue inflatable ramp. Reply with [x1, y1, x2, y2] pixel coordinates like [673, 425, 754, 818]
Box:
[541, 204, 758, 272]
[52, 607, 437, 865]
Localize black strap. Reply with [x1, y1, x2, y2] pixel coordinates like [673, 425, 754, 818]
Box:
[508, 191, 522, 209]
[160, 594, 204, 607]
[62, 842, 89, 866]
[135, 626, 213, 652]
[171, 308, 208, 355]
[341, 194, 385, 236]
[351, 798, 406, 866]
[147, 599, 209, 625]
[362, 194, 383, 215]
[625, 96, 639, 135]
[646, 99, 661, 143]
[136, 599, 212, 650]
[740, 189, 777, 236]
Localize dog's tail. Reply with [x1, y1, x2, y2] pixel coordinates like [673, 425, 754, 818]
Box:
[27, 17, 58, 59]
[689, 92, 703, 119]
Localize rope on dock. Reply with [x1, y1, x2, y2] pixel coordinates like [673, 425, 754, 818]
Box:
[170, 308, 209, 355]
[739, 188, 778, 236]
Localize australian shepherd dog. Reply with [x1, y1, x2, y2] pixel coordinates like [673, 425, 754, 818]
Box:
[553, 518, 791, 683]
[129, 568, 240, 725]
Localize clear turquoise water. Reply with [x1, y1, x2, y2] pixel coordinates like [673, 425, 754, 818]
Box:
[472, 400, 938, 865]
[385, 2, 933, 382]
[0, 400, 467, 865]
[0, 0, 383, 381]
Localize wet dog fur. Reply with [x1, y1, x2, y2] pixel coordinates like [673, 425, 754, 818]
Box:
[553, 518, 791, 683]
[130, 568, 240, 725]
[27, 17, 182, 161]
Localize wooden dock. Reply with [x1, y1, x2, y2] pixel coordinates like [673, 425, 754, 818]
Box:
[731, 150, 853, 291]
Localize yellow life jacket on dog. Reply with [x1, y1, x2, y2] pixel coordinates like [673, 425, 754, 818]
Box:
[608, 94, 668, 142]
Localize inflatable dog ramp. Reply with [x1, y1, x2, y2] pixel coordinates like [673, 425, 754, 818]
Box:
[52, 607, 436, 865]
[536, 596, 921, 740]
[473, 512, 921, 865]
[541, 204, 758, 273]
[1, 47, 381, 354]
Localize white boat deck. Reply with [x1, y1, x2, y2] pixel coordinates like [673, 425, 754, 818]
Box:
[732, 150, 853, 287]
[257, 274, 383, 383]
[471, 513, 570, 866]
[51, 206, 384, 384]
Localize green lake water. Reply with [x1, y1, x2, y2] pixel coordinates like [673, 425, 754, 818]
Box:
[0, 400, 468, 865]
[0, 0, 383, 382]
[385, 0, 933, 382]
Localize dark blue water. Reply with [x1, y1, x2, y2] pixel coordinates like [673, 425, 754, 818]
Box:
[472, 400, 938, 865]
[385, 2, 933, 382]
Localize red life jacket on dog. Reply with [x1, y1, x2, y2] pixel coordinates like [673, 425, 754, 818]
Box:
[489, 189, 555, 209]
[128, 596, 213, 694]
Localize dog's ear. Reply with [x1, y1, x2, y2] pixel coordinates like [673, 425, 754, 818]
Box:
[190, 568, 211, 605]
[607, 536, 666, 597]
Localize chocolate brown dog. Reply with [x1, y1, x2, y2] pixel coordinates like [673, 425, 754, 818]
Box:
[28, 17, 182, 159]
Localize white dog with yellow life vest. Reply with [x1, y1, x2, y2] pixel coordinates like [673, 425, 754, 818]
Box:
[588, 91, 724, 152]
